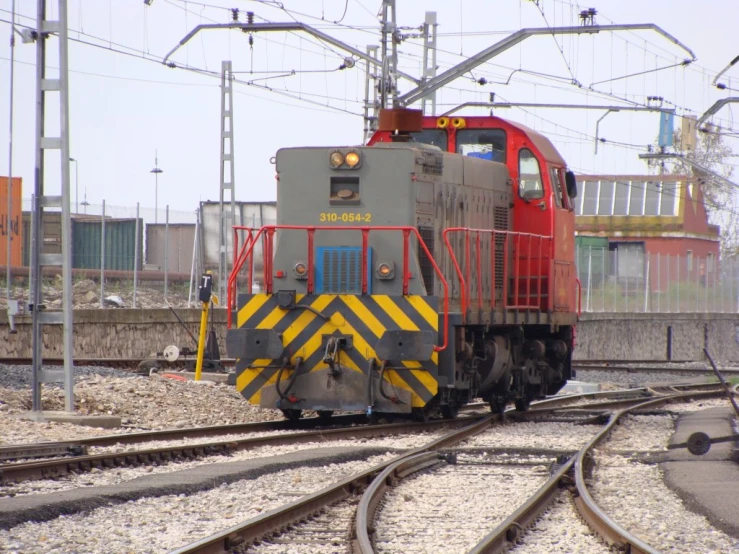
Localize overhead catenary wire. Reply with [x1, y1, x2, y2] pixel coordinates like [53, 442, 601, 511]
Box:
[2, 1, 736, 178]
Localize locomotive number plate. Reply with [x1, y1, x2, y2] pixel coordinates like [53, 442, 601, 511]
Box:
[319, 212, 372, 223]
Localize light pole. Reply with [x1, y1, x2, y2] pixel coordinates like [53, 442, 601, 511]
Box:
[69, 157, 78, 214]
[151, 151, 163, 224]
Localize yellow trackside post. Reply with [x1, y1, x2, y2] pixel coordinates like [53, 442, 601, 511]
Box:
[194, 272, 215, 382]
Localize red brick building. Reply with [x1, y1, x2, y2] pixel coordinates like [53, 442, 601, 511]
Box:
[574, 175, 720, 289]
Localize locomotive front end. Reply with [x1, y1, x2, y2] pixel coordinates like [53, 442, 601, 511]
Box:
[226, 145, 443, 419]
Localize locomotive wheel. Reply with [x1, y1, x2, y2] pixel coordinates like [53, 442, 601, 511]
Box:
[441, 403, 459, 420]
[514, 396, 531, 412]
[281, 409, 303, 422]
[317, 410, 333, 422]
[489, 397, 507, 414]
[411, 407, 431, 422]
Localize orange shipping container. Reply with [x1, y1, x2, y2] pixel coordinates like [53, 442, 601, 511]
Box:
[0, 176, 23, 267]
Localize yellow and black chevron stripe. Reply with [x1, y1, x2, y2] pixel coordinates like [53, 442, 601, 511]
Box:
[233, 294, 439, 409]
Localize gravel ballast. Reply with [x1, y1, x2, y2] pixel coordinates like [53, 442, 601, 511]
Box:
[3, 431, 445, 498]
[591, 413, 739, 552]
[0, 454, 396, 553]
[0, 370, 281, 444]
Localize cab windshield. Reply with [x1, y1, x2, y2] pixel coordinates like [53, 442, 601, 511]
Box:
[409, 129, 448, 150]
[456, 129, 506, 163]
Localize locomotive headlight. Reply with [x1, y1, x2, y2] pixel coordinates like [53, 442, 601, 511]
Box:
[345, 151, 361, 168]
[376, 261, 395, 280]
[293, 262, 308, 279]
[329, 151, 345, 168]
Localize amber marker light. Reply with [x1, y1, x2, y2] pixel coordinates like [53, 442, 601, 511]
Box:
[294, 262, 308, 279]
[376, 262, 395, 279]
[329, 151, 345, 168]
[345, 151, 361, 168]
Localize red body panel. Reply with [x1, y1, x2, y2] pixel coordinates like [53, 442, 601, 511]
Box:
[370, 115, 578, 317]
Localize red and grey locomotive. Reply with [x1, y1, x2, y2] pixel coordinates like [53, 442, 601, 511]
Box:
[226, 108, 580, 420]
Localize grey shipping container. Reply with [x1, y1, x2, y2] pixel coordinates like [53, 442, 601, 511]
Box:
[145, 223, 195, 273]
[199, 201, 276, 270]
[72, 218, 143, 271]
[21, 211, 63, 267]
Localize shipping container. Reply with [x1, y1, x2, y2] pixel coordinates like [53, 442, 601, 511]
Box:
[21, 211, 63, 267]
[199, 201, 276, 272]
[145, 223, 195, 273]
[575, 235, 609, 288]
[72, 218, 143, 271]
[0, 176, 23, 267]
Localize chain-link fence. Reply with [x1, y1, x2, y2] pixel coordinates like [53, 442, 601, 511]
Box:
[6, 199, 199, 309]
[576, 246, 738, 313]
[5, 199, 280, 309]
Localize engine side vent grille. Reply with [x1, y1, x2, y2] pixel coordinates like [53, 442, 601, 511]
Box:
[315, 247, 372, 294]
[493, 206, 509, 289]
[417, 226, 435, 295]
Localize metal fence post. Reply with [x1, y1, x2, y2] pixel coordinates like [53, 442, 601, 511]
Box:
[601, 247, 605, 312]
[100, 199, 105, 307]
[613, 249, 618, 312]
[643, 254, 650, 313]
[28, 194, 34, 303]
[624, 252, 629, 313]
[666, 254, 671, 313]
[188, 208, 199, 308]
[133, 202, 139, 308]
[585, 246, 592, 312]
[704, 256, 709, 312]
[676, 254, 680, 312]
[713, 258, 717, 312]
[164, 204, 169, 301]
[720, 260, 725, 313]
[657, 252, 662, 313]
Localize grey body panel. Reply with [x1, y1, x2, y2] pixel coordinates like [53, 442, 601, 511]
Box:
[274, 144, 512, 309]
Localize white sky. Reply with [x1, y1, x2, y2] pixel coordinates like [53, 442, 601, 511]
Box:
[1, 0, 737, 221]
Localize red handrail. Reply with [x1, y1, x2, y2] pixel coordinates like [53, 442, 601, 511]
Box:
[442, 227, 552, 321]
[575, 277, 582, 316]
[227, 225, 449, 352]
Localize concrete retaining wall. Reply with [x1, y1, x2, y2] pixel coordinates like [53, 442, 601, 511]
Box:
[0, 309, 227, 359]
[1, 310, 738, 362]
[574, 313, 739, 362]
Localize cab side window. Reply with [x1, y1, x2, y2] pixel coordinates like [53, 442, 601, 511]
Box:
[551, 167, 569, 209]
[518, 149, 543, 200]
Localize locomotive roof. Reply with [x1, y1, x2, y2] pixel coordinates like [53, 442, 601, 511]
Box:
[497, 118, 567, 166]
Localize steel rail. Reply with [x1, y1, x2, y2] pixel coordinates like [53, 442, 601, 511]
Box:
[0, 414, 367, 461]
[0, 442, 86, 462]
[466, 456, 577, 553]
[354, 452, 444, 552]
[0, 416, 481, 484]
[0, 357, 238, 368]
[169, 414, 500, 554]
[357, 388, 728, 553]
[574, 364, 739, 374]
[466, 399, 668, 553]
[570, 396, 673, 554]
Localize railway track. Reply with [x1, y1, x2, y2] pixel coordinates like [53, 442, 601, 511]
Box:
[0, 384, 723, 484]
[0, 357, 238, 371]
[164, 384, 729, 554]
[574, 363, 739, 374]
[1, 384, 733, 552]
[354, 387, 730, 554]
[6, 356, 738, 374]
[0, 416, 477, 485]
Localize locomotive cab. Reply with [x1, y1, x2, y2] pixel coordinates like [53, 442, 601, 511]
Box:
[369, 114, 579, 316]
